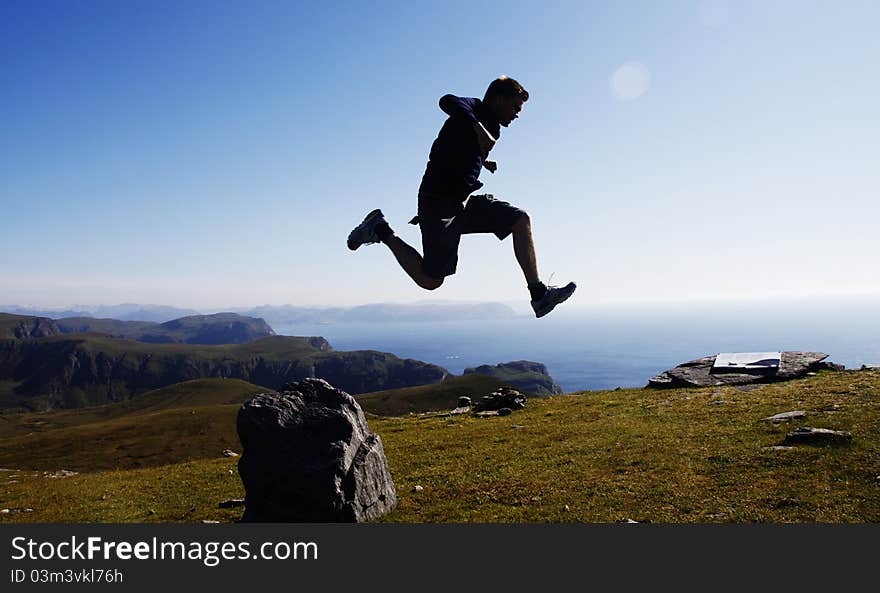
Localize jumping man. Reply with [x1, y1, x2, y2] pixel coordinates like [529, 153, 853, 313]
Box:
[347, 76, 576, 318]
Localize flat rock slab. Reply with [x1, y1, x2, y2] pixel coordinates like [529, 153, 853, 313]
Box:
[648, 352, 842, 389]
[420, 406, 470, 419]
[783, 427, 852, 446]
[763, 411, 806, 422]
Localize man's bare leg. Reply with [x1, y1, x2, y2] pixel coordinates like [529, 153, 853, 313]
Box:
[383, 234, 444, 290]
[511, 213, 539, 285]
[348, 209, 443, 291]
[509, 211, 577, 317]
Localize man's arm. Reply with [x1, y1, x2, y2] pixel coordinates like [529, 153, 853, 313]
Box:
[439, 94, 497, 155]
[438, 94, 479, 123]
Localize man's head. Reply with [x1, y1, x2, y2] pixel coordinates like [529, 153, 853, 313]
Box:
[483, 75, 529, 127]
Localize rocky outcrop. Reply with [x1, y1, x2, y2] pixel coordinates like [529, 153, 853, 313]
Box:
[464, 360, 562, 396]
[473, 386, 528, 413]
[0, 314, 61, 339]
[237, 378, 397, 522]
[647, 352, 843, 389]
[0, 335, 448, 411]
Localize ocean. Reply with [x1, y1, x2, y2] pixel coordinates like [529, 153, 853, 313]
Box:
[276, 298, 880, 392]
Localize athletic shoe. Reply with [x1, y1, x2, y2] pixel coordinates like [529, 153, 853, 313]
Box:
[531, 281, 577, 318]
[347, 209, 386, 251]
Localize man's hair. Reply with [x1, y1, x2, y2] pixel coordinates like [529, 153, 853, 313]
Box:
[483, 75, 529, 104]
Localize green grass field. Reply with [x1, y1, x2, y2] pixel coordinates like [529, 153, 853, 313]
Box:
[1, 371, 878, 523]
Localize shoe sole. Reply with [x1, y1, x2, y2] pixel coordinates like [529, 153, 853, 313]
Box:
[534, 283, 577, 318]
[347, 209, 384, 251]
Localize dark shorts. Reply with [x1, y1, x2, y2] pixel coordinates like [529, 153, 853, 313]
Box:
[415, 194, 526, 279]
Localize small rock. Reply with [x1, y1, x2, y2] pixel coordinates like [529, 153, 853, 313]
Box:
[201, 520, 220, 524]
[228, 469, 234, 474]
[709, 400, 728, 406]
[412, 485, 424, 493]
[563, 505, 570, 512]
[475, 411, 499, 417]
[511, 424, 524, 429]
[218, 498, 245, 508]
[147, 509, 155, 515]
[617, 518, 639, 524]
[734, 385, 765, 392]
[23, 508, 33, 513]
[0, 509, 9, 514]
[458, 396, 472, 407]
[817, 405, 841, 412]
[783, 427, 852, 446]
[222, 449, 239, 457]
[762, 411, 806, 422]
[764, 446, 798, 451]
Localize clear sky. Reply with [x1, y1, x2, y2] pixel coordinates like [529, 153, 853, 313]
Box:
[2, 0, 878, 309]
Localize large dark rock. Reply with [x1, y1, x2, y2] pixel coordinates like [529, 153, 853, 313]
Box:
[647, 352, 843, 389]
[237, 378, 397, 522]
[464, 360, 563, 395]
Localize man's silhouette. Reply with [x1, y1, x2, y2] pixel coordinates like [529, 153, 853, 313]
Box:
[347, 76, 575, 318]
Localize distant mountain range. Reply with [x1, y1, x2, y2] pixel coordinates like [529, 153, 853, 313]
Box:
[0, 303, 201, 323]
[1, 301, 519, 325]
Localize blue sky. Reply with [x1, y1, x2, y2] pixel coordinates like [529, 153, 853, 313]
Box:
[2, 1, 878, 309]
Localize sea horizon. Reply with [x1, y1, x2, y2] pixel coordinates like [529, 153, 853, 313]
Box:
[276, 296, 880, 392]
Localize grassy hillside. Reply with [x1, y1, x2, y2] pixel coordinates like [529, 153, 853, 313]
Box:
[0, 379, 271, 471]
[1, 370, 878, 523]
[0, 378, 269, 440]
[355, 374, 506, 416]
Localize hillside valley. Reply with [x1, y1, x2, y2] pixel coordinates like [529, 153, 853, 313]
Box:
[0, 368, 878, 523]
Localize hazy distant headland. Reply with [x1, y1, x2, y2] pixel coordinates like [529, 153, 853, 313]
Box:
[2, 302, 520, 325]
